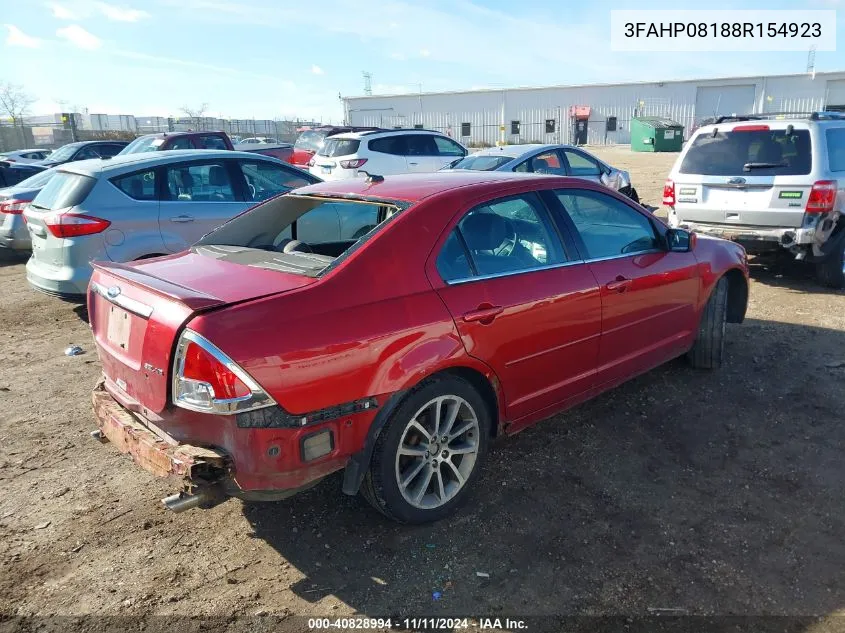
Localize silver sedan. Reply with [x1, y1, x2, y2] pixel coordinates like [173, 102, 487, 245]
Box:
[443, 143, 640, 203]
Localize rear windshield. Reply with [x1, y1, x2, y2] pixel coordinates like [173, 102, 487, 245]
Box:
[447, 155, 513, 171]
[30, 171, 96, 211]
[318, 139, 360, 157]
[295, 130, 327, 151]
[194, 195, 401, 277]
[680, 128, 812, 176]
[120, 136, 165, 155]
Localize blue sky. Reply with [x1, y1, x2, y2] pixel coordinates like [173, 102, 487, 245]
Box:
[1, 0, 843, 123]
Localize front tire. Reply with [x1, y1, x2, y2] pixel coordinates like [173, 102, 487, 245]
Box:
[815, 236, 845, 289]
[361, 376, 490, 523]
[687, 277, 728, 369]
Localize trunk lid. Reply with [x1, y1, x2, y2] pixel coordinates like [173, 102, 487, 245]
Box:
[89, 252, 316, 413]
[674, 125, 813, 229]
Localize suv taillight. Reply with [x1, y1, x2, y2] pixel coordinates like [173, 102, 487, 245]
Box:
[172, 330, 275, 414]
[662, 179, 675, 207]
[43, 212, 111, 238]
[340, 158, 367, 169]
[806, 180, 837, 214]
[0, 199, 28, 215]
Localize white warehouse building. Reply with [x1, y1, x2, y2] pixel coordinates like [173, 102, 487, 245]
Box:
[343, 70, 845, 147]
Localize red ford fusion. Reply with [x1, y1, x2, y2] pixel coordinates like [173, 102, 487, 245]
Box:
[88, 171, 748, 524]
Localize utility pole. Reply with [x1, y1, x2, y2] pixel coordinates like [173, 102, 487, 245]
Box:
[807, 45, 817, 79]
[362, 72, 372, 96]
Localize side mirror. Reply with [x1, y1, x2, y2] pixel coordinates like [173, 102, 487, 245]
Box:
[666, 228, 696, 252]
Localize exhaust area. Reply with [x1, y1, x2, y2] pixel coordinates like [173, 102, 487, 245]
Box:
[162, 487, 223, 513]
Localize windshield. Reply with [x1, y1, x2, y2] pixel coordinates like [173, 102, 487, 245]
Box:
[44, 143, 82, 162]
[119, 136, 165, 154]
[446, 154, 514, 171]
[295, 130, 327, 152]
[30, 171, 96, 210]
[194, 195, 401, 276]
[7, 168, 56, 190]
[318, 138, 360, 157]
[680, 128, 812, 176]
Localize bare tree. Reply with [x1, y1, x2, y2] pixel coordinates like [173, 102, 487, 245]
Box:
[0, 82, 36, 127]
[180, 103, 209, 131]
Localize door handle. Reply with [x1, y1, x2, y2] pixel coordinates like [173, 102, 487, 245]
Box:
[171, 215, 195, 223]
[605, 276, 632, 293]
[408, 162, 419, 166]
[462, 305, 503, 323]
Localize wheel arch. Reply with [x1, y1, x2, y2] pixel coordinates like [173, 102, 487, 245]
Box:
[723, 267, 748, 323]
[341, 362, 504, 496]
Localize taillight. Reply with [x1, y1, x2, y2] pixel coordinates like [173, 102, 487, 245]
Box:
[0, 199, 28, 215]
[806, 180, 837, 214]
[43, 213, 111, 238]
[732, 124, 770, 132]
[172, 330, 275, 414]
[340, 158, 367, 169]
[662, 179, 675, 207]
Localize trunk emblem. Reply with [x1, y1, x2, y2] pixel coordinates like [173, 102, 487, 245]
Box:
[143, 363, 164, 376]
[107, 286, 121, 299]
[728, 177, 746, 185]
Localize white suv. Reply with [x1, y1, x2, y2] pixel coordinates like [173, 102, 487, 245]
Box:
[309, 129, 467, 181]
[665, 112, 845, 287]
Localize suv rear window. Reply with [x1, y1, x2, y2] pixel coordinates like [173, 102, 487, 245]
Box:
[30, 172, 96, 210]
[318, 139, 360, 157]
[680, 128, 812, 176]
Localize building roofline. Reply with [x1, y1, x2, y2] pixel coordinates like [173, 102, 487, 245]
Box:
[344, 70, 845, 101]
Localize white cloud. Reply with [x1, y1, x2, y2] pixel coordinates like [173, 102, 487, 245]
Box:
[56, 24, 102, 49]
[311, 64, 324, 75]
[389, 52, 406, 61]
[419, 48, 430, 57]
[95, 2, 150, 22]
[3, 24, 42, 48]
[48, 2, 74, 19]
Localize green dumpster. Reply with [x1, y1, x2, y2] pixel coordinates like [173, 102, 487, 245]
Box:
[631, 117, 684, 152]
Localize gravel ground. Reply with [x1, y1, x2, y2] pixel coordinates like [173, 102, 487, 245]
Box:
[2, 148, 845, 632]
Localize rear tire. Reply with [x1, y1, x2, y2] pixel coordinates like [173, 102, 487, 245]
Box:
[815, 236, 845, 289]
[687, 277, 728, 369]
[361, 376, 490, 524]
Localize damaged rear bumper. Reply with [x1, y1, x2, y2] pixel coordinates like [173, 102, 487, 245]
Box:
[92, 378, 228, 483]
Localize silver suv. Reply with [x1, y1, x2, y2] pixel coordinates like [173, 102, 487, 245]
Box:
[665, 112, 845, 287]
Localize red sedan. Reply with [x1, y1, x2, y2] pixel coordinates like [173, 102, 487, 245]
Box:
[88, 171, 748, 524]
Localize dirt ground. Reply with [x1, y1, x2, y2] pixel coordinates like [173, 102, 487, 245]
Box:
[2, 148, 845, 631]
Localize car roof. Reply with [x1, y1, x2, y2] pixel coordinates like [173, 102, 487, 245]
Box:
[329, 129, 450, 141]
[292, 170, 576, 203]
[56, 149, 279, 176]
[469, 143, 578, 159]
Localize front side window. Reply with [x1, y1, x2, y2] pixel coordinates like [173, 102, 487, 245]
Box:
[437, 194, 565, 282]
[75, 146, 101, 160]
[112, 169, 156, 200]
[406, 135, 438, 156]
[514, 151, 566, 175]
[165, 162, 235, 202]
[562, 150, 601, 176]
[433, 136, 465, 157]
[555, 189, 659, 259]
[99, 144, 125, 158]
[240, 160, 311, 202]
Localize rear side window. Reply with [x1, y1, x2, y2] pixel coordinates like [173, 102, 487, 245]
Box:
[200, 135, 228, 150]
[31, 172, 95, 210]
[369, 136, 406, 155]
[112, 169, 156, 200]
[827, 128, 845, 172]
[168, 137, 195, 150]
[318, 139, 360, 157]
[680, 128, 812, 176]
[99, 144, 125, 158]
[165, 162, 235, 202]
[406, 135, 438, 156]
[437, 194, 565, 282]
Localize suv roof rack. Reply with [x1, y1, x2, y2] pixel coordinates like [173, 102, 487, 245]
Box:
[714, 111, 845, 124]
[357, 128, 444, 136]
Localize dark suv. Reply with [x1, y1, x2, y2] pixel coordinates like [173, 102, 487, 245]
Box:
[34, 141, 129, 169]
